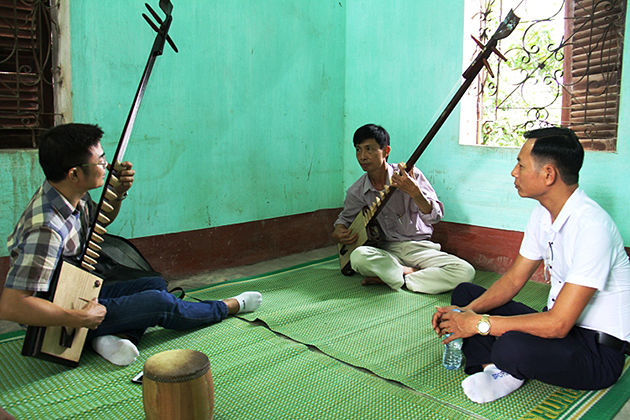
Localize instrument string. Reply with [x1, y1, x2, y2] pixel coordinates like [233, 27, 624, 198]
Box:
[513, 0, 527, 12]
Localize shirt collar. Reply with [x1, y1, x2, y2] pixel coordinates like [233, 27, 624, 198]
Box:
[550, 187, 584, 233]
[361, 163, 394, 195]
[42, 180, 88, 219]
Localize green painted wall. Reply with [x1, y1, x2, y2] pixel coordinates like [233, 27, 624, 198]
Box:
[72, 0, 346, 237]
[1, 0, 346, 256]
[1, 1, 629, 259]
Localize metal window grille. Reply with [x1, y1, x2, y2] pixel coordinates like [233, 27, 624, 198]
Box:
[472, 0, 625, 151]
[0, 0, 53, 149]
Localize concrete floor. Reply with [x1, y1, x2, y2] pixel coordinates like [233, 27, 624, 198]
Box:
[1, 245, 628, 419]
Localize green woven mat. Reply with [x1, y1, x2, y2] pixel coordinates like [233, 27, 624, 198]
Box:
[0, 318, 468, 419]
[1, 257, 628, 419]
[187, 256, 630, 420]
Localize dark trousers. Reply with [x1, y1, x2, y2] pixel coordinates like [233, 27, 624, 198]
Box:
[87, 277, 228, 344]
[451, 282, 626, 390]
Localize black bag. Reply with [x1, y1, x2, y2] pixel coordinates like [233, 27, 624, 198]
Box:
[92, 234, 162, 283]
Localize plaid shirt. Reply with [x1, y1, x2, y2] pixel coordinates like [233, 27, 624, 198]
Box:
[5, 181, 94, 292]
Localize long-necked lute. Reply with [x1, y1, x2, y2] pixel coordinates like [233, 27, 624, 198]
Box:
[22, 0, 179, 367]
[338, 10, 519, 275]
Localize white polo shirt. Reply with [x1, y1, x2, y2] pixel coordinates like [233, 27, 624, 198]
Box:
[519, 188, 630, 341]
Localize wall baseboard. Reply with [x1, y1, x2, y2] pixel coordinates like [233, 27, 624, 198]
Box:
[432, 221, 542, 282]
[0, 209, 340, 292]
[129, 208, 340, 278]
[2, 211, 628, 286]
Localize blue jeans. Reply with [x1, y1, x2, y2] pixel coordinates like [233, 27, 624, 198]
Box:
[87, 276, 228, 344]
[451, 282, 625, 390]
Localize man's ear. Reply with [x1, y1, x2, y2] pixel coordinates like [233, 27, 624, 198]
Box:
[542, 163, 557, 186]
[67, 167, 79, 181]
[383, 145, 391, 159]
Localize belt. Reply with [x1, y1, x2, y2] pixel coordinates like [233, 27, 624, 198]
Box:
[595, 331, 629, 355]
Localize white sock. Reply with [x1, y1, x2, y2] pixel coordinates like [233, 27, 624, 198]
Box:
[462, 364, 525, 403]
[92, 335, 139, 366]
[231, 291, 262, 314]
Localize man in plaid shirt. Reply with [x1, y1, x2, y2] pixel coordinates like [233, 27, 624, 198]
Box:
[0, 123, 261, 366]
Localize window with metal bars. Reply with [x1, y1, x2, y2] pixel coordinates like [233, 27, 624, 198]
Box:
[0, 0, 53, 149]
[459, 0, 625, 151]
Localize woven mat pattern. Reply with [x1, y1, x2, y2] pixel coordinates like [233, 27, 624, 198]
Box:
[188, 257, 630, 420]
[0, 319, 470, 419]
[1, 257, 628, 419]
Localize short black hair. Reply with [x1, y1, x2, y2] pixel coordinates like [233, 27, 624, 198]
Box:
[38, 123, 104, 182]
[524, 127, 583, 185]
[353, 124, 390, 149]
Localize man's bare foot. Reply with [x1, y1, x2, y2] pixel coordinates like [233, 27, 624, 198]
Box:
[361, 276, 385, 286]
[402, 266, 419, 276]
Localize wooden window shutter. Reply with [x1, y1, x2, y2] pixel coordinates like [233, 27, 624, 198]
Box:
[562, 0, 626, 151]
[0, 0, 53, 149]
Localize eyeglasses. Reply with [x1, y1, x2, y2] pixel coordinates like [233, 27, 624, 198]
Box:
[80, 156, 108, 169]
[543, 241, 554, 284]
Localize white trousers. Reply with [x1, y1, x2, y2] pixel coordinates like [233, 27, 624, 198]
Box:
[349, 240, 475, 294]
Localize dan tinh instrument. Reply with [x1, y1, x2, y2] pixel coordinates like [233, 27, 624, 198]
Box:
[338, 10, 520, 275]
[22, 0, 179, 367]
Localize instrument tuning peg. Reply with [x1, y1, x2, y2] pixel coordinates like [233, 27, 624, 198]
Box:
[482, 58, 495, 78]
[94, 223, 107, 235]
[104, 188, 118, 201]
[470, 35, 507, 81]
[84, 255, 98, 266]
[101, 201, 114, 213]
[471, 35, 485, 49]
[109, 174, 120, 187]
[88, 241, 102, 252]
[142, 7, 178, 53]
[91, 232, 104, 243]
[97, 212, 111, 225]
[86, 248, 100, 259]
[81, 261, 96, 271]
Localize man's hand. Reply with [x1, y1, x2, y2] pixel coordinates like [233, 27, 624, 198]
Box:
[0, 288, 107, 330]
[433, 305, 480, 344]
[391, 162, 421, 196]
[432, 305, 457, 335]
[104, 161, 135, 223]
[391, 162, 432, 214]
[332, 224, 358, 245]
[113, 161, 135, 195]
[77, 298, 107, 330]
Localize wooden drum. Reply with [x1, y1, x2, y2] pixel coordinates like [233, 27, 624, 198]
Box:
[143, 349, 214, 419]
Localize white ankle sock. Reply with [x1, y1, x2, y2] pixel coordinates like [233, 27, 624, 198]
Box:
[231, 292, 262, 314]
[92, 335, 139, 366]
[462, 364, 525, 403]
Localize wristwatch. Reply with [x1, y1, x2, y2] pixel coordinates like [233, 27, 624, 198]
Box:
[477, 314, 491, 336]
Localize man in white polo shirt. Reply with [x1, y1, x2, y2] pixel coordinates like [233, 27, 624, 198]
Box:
[432, 127, 629, 403]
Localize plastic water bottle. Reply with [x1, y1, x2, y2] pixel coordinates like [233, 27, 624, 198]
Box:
[442, 309, 463, 370]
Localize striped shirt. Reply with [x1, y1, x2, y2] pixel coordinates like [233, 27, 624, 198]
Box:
[5, 181, 94, 292]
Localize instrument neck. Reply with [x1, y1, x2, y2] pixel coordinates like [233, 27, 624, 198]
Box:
[368, 39, 500, 224]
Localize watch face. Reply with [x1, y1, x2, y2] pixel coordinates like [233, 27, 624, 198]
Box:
[478, 320, 490, 334]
